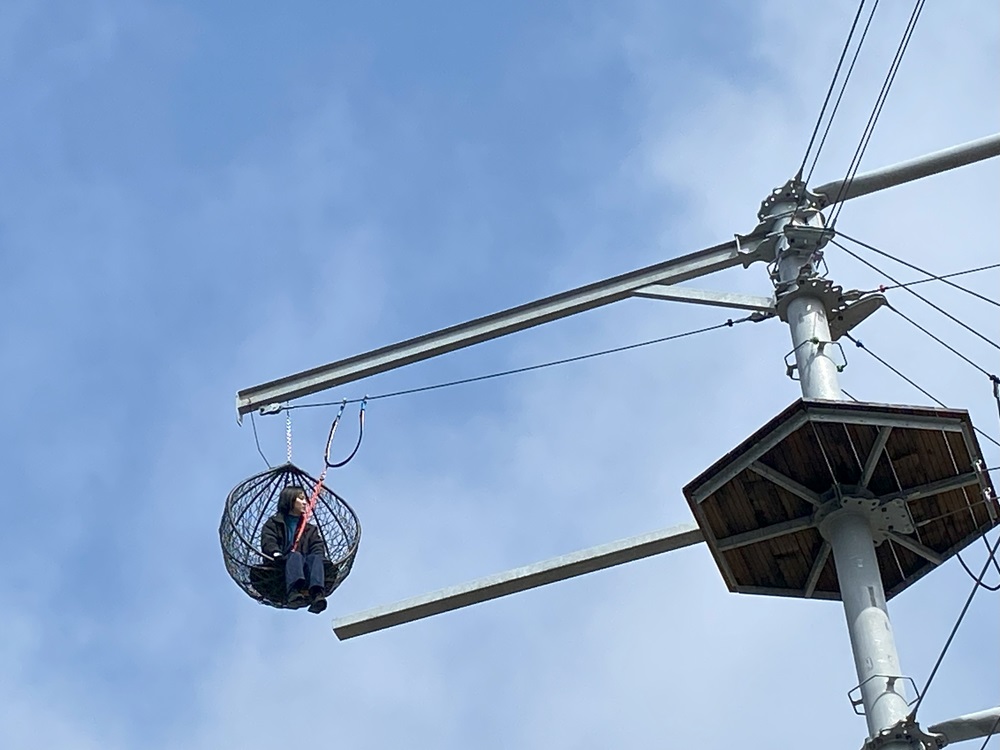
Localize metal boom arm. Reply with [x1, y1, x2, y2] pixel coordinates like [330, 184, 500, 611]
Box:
[236, 133, 1000, 416]
[237, 238, 753, 415]
[332, 523, 704, 640]
[812, 132, 1000, 207]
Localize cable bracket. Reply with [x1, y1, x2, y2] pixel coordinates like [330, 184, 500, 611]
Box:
[784, 338, 848, 380]
[973, 459, 999, 522]
[849, 674, 920, 716]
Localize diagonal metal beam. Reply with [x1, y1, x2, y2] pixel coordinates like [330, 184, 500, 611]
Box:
[691, 412, 810, 503]
[812, 132, 1000, 208]
[887, 532, 944, 566]
[237, 239, 760, 415]
[860, 426, 892, 488]
[749, 461, 825, 507]
[332, 523, 704, 640]
[631, 285, 775, 313]
[804, 540, 831, 598]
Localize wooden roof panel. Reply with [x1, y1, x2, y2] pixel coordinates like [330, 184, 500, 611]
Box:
[682, 399, 997, 602]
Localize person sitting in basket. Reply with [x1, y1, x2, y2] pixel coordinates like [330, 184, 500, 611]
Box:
[261, 485, 329, 614]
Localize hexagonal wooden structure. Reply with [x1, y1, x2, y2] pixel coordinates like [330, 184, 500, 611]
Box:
[683, 399, 998, 600]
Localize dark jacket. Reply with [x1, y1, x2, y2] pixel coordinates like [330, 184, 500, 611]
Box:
[261, 514, 328, 559]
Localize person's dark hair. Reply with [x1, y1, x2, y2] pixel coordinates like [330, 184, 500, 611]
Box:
[277, 485, 307, 515]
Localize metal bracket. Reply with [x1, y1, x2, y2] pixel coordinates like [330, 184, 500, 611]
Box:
[784, 222, 834, 256]
[741, 177, 829, 266]
[774, 276, 843, 322]
[773, 274, 886, 341]
[815, 486, 916, 543]
[739, 229, 782, 266]
[849, 675, 921, 716]
[973, 459, 999, 522]
[784, 338, 848, 380]
[828, 293, 887, 341]
[837, 494, 915, 541]
[860, 716, 946, 750]
[756, 177, 823, 221]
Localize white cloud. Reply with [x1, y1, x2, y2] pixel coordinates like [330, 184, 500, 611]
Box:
[1, 2, 996, 749]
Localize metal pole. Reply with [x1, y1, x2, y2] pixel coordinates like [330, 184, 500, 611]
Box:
[771, 200, 913, 748]
[822, 511, 911, 741]
[812, 132, 1000, 207]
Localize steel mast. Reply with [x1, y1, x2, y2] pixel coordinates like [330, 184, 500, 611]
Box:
[764, 180, 911, 747]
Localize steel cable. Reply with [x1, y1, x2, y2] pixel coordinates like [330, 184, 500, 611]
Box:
[861, 262, 1000, 294]
[843, 333, 1000, 450]
[829, 0, 927, 225]
[250, 410, 271, 468]
[832, 238, 1000, 352]
[800, 0, 878, 182]
[838, 231, 1000, 309]
[281, 315, 763, 411]
[909, 530, 1000, 719]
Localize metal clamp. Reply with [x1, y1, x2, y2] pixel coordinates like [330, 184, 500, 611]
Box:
[783, 222, 834, 256]
[773, 276, 844, 321]
[756, 177, 823, 221]
[861, 717, 946, 750]
[973, 459, 999, 522]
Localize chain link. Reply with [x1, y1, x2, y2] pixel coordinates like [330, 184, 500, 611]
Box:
[285, 408, 292, 463]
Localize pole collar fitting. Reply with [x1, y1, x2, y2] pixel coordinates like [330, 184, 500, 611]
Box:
[815, 485, 915, 544]
[861, 717, 946, 750]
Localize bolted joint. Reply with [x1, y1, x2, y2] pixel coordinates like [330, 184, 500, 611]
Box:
[773, 276, 844, 321]
[783, 222, 834, 257]
[861, 717, 946, 750]
[756, 177, 824, 221]
[816, 485, 915, 544]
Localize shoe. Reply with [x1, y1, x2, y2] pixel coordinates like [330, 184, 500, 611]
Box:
[308, 596, 328, 615]
[286, 590, 309, 607]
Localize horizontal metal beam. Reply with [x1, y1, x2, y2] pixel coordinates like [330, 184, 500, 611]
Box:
[715, 515, 814, 551]
[332, 523, 704, 640]
[237, 239, 757, 415]
[631, 285, 775, 313]
[813, 132, 1000, 208]
[807, 409, 967, 434]
[929, 707, 1000, 745]
[882, 471, 980, 505]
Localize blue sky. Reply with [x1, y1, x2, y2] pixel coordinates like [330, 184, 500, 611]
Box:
[1, 1, 997, 748]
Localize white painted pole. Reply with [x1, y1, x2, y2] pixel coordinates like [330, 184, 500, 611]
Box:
[770, 198, 912, 747]
[822, 512, 911, 740]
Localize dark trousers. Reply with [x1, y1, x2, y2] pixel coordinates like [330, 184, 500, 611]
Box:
[284, 551, 325, 594]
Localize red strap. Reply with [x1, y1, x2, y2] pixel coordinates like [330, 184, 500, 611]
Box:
[291, 469, 327, 553]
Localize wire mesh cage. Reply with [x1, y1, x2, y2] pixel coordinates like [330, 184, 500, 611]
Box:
[220, 463, 361, 609]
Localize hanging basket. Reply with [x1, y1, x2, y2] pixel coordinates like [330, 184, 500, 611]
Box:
[220, 463, 362, 609]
